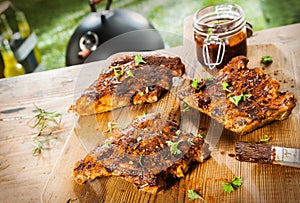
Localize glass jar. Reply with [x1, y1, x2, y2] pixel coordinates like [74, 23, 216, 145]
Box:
[193, 4, 247, 70]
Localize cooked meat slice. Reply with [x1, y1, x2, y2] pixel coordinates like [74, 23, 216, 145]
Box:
[71, 54, 185, 115]
[178, 56, 297, 135]
[72, 113, 210, 193]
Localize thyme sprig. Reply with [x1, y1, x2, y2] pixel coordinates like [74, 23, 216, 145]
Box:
[32, 136, 57, 156]
[28, 105, 62, 156]
[29, 104, 62, 137]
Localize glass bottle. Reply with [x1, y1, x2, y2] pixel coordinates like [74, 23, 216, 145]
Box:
[0, 39, 25, 77]
[193, 4, 248, 71]
[15, 11, 31, 39]
[0, 14, 13, 40]
[15, 10, 42, 64]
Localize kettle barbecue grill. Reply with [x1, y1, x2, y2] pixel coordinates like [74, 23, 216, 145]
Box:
[66, 0, 164, 66]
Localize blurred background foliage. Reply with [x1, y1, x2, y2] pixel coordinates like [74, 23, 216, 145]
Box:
[2, 0, 300, 70]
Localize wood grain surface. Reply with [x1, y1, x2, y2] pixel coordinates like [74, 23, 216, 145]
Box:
[0, 18, 299, 203]
[42, 42, 300, 203]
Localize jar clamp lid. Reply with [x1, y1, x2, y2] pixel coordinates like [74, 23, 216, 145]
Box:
[203, 35, 225, 69]
[193, 4, 246, 69]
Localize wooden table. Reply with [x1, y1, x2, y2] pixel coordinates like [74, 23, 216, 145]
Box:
[0, 19, 299, 202]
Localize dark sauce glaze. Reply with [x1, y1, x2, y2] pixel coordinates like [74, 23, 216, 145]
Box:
[195, 32, 247, 70]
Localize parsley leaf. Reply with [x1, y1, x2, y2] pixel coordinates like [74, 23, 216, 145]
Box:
[227, 92, 233, 98]
[134, 54, 146, 66]
[229, 93, 252, 106]
[110, 66, 125, 77]
[229, 95, 242, 106]
[261, 56, 273, 64]
[124, 70, 134, 78]
[222, 182, 235, 193]
[231, 177, 243, 188]
[191, 78, 200, 89]
[242, 94, 252, 100]
[260, 134, 270, 143]
[222, 176, 242, 193]
[138, 91, 144, 96]
[103, 140, 112, 148]
[166, 140, 182, 155]
[188, 189, 202, 200]
[222, 82, 231, 92]
[199, 134, 206, 139]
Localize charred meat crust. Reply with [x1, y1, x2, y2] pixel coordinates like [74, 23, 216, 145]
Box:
[178, 56, 297, 135]
[73, 54, 185, 115]
[235, 141, 275, 164]
[72, 113, 210, 193]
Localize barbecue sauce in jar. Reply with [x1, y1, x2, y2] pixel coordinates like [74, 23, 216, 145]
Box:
[193, 4, 247, 72]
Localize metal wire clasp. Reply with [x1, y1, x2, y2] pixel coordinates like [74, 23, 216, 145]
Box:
[203, 35, 225, 69]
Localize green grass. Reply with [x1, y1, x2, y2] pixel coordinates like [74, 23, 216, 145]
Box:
[4, 0, 299, 70]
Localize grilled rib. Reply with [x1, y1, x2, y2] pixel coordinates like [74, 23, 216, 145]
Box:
[178, 56, 297, 135]
[72, 113, 210, 193]
[72, 54, 185, 115]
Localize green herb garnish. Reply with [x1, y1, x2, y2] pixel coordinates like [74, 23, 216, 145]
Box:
[133, 136, 142, 150]
[103, 140, 112, 148]
[145, 86, 149, 94]
[205, 76, 213, 82]
[261, 56, 273, 64]
[134, 54, 146, 66]
[29, 104, 62, 137]
[125, 70, 134, 78]
[207, 27, 213, 35]
[191, 78, 200, 89]
[181, 103, 190, 112]
[32, 136, 57, 156]
[166, 140, 182, 155]
[107, 122, 119, 133]
[136, 136, 142, 143]
[199, 134, 206, 139]
[188, 189, 202, 200]
[175, 130, 182, 136]
[187, 137, 194, 145]
[110, 65, 125, 77]
[222, 176, 243, 193]
[222, 82, 231, 92]
[260, 134, 270, 143]
[227, 92, 233, 98]
[229, 93, 252, 106]
[138, 91, 144, 96]
[114, 67, 124, 77]
[139, 155, 143, 167]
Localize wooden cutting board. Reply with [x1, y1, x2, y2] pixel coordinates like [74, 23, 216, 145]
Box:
[41, 43, 300, 203]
